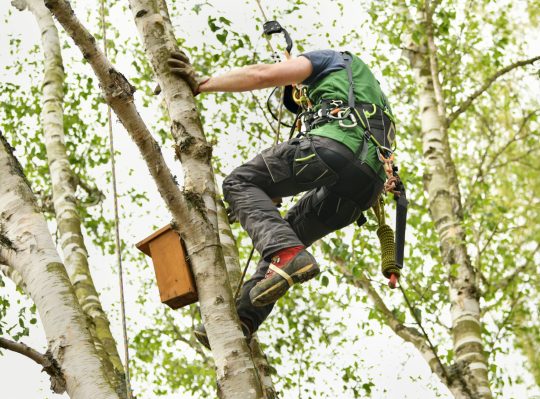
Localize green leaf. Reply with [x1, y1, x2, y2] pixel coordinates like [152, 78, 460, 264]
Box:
[216, 31, 228, 45]
[413, 307, 422, 322]
[321, 275, 329, 287]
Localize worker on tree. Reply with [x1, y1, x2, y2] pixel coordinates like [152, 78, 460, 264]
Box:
[167, 49, 397, 349]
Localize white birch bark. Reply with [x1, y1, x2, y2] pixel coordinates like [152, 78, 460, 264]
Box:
[44, 0, 263, 396]
[13, 0, 125, 390]
[216, 196, 276, 398]
[0, 134, 120, 399]
[405, 8, 492, 397]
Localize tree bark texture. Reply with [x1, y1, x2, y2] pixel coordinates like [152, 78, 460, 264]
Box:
[0, 133, 120, 399]
[15, 0, 125, 391]
[406, 8, 492, 398]
[44, 0, 263, 397]
[216, 195, 276, 398]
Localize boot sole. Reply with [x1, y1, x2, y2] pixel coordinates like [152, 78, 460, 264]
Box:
[250, 263, 320, 307]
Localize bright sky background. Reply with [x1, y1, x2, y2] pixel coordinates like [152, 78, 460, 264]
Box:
[1, 1, 539, 398]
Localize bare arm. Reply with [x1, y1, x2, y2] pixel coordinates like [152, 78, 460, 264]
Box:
[199, 56, 313, 93]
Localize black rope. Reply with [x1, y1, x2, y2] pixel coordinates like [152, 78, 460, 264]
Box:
[234, 247, 255, 300]
[266, 87, 293, 128]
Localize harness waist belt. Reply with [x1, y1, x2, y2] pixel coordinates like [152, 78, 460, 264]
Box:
[311, 100, 395, 150]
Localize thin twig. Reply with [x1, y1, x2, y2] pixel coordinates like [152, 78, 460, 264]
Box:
[165, 313, 213, 363]
[486, 295, 522, 352]
[447, 55, 540, 126]
[398, 282, 452, 384]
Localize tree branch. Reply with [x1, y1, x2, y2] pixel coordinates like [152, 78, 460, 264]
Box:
[320, 241, 451, 386]
[496, 243, 539, 291]
[165, 312, 213, 364]
[486, 295, 522, 353]
[75, 175, 106, 207]
[0, 263, 26, 292]
[425, 0, 448, 121]
[464, 109, 539, 211]
[0, 337, 66, 393]
[447, 55, 540, 126]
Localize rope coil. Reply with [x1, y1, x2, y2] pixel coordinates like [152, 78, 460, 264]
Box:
[372, 197, 400, 279]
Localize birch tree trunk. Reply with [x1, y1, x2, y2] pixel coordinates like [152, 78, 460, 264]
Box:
[12, 0, 125, 392]
[44, 0, 263, 396]
[216, 196, 276, 398]
[127, 2, 264, 396]
[405, 6, 492, 398]
[0, 133, 120, 399]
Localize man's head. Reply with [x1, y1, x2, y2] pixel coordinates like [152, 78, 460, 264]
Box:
[284, 85, 300, 114]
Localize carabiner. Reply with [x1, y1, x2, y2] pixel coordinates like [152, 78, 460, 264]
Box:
[338, 111, 357, 128]
[377, 146, 394, 162]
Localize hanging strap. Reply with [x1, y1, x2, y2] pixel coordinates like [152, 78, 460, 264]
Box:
[342, 52, 371, 161]
[342, 52, 356, 109]
[394, 182, 408, 270]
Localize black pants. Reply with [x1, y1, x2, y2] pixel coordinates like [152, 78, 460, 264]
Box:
[223, 135, 383, 332]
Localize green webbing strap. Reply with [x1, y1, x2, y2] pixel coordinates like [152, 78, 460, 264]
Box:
[342, 52, 370, 161]
[342, 52, 356, 109]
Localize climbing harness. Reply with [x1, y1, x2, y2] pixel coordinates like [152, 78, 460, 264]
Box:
[294, 52, 396, 158]
[100, 1, 132, 397]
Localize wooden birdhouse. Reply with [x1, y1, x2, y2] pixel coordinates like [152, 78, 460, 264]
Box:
[136, 224, 198, 309]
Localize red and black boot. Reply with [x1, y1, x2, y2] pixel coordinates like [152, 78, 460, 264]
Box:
[249, 246, 320, 307]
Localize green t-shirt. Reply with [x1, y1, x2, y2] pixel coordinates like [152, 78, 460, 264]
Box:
[301, 50, 394, 181]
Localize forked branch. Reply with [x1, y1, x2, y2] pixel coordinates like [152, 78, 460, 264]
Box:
[0, 337, 66, 393]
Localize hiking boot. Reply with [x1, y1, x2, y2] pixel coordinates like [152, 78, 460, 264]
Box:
[193, 320, 252, 350]
[249, 249, 320, 307]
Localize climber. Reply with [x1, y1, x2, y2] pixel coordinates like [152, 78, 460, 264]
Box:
[167, 49, 397, 349]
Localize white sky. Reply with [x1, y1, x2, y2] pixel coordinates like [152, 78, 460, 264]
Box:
[0, 1, 539, 398]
